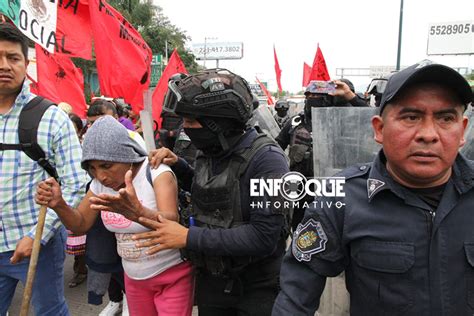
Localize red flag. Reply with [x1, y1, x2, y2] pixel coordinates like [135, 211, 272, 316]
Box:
[303, 62, 312, 87]
[309, 44, 331, 81]
[273, 45, 282, 93]
[56, 0, 93, 59]
[89, 0, 152, 112]
[27, 74, 38, 95]
[255, 77, 274, 105]
[35, 45, 87, 118]
[152, 49, 188, 128]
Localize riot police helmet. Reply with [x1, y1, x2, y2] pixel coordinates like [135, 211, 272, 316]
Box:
[275, 99, 290, 111]
[163, 68, 254, 151]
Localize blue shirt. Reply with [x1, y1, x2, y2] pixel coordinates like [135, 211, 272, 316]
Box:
[0, 82, 87, 251]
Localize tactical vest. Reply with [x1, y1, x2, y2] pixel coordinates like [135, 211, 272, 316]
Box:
[274, 113, 290, 128]
[288, 114, 313, 177]
[186, 133, 276, 277]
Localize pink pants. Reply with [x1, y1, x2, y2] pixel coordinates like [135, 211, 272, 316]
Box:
[124, 262, 194, 316]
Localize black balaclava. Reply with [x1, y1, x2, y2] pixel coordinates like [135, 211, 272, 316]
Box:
[304, 95, 333, 119]
[184, 118, 244, 156]
[276, 108, 288, 117]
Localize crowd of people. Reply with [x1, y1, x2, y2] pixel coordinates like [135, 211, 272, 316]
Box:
[1, 21, 474, 316]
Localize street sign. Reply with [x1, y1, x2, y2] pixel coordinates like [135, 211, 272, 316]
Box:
[192, 42, 244, 60]
[150, 54, 163, 87]
[427, 20, 474, 55]
[152, 54, 162, 65]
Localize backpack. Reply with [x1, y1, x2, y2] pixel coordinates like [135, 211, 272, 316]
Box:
[0, 96, 59, 181]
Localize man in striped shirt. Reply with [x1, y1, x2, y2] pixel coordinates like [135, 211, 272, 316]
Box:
[0, 23, 86, 315]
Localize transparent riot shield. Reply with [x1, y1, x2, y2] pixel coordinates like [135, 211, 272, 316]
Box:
[461, 106, 474, 159]
[248, 105, 281, 139]
[312, 106, 474, 177]
[312, 107, 380, 177]
[311, 107, 380, 316]
[311, 106, 474, 316]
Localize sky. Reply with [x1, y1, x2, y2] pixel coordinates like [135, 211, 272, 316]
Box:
[154, 0, 474, 93]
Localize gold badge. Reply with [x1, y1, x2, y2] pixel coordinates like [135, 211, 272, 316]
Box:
[297, 231, 318, 249]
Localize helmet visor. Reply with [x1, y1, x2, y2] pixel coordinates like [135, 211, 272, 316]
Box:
[163, 81, 183, 113]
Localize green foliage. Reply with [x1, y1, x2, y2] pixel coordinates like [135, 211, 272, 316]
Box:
[72, 57, 96, 100]
[72, 0, 199, 100]
[108, 0, 199, 72]
[272, 91, 288, 98]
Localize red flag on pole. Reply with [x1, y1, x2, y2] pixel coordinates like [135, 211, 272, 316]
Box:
[273, 45, 282, 93]
[35, 45, 87, 118]
[309, 44, 331, 81]
[89, 0, 152, 112]
[152, 49, 188, 128]
[302, 62, 312, 87]
[56, 0, 93, 59]
[255, 77, 274, 105]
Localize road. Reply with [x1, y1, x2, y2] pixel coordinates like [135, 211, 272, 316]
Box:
[8, 255, 199, 315]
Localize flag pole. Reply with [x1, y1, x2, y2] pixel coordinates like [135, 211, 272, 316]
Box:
[20, 205, 48, 316]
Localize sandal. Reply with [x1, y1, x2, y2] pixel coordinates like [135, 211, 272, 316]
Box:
[68, 272, 87, 288]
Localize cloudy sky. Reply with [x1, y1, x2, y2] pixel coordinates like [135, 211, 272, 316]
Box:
[155, 0, 473, 93]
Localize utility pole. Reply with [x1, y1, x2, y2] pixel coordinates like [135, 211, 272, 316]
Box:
[396, 0, 404, 71]
[203, 37, 207, 69]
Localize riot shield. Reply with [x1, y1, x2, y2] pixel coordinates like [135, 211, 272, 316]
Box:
[312, 106, 474, 177]
[248, 105, 281, 139]
[461, 106, 474, 159]
[312, 107, 380, 177]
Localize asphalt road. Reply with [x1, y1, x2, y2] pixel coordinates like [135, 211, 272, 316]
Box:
[9, 255, 107, 315]
[8, 255, 199, 316]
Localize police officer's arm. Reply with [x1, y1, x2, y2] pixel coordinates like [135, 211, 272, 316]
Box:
[272, 253, 327, 315]
[275, 120, 292, 150]
[348, 94, 369, 107]
[185, 146, 289, 256]
[273, 199, 347, 315]
[148, 147, 194, 191]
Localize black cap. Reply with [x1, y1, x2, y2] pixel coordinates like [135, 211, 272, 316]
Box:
[379, 60, 472, 114]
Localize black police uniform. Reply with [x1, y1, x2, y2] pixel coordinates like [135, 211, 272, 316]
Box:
[273, 150, 474, 316]
[172, 128, 290, 315]
[273, 112, 290, 129]
[276, 114, 313, 231]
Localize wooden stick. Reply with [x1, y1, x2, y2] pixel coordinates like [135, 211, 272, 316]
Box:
[20, 205, 48, 316]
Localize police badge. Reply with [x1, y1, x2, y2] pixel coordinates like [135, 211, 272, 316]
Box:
[292, 218, 328, 262]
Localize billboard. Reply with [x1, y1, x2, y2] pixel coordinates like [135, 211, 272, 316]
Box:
[192, 42, 243, 60]
[427, 20, 474, 55]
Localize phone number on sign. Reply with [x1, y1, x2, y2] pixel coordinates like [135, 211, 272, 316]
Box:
[195, 46, 241, 55]
[430, 23, 474, 36]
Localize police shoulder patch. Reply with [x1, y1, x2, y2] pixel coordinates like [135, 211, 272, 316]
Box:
[367, 178, 385, 199]
[292, 218, 328, 262]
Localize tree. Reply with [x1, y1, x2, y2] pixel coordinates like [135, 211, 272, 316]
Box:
[73, 0, 199, 98]
[108, 0, 199, 72]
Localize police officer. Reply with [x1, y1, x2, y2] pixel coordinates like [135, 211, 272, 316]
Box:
[275, 82, 331, 231]
[273, 61, 474, 315]
[133, 69, 290, 315]
[273, 99, 291, 128]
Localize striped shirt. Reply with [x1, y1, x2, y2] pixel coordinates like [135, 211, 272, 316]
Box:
[0, 82, 87, 252]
